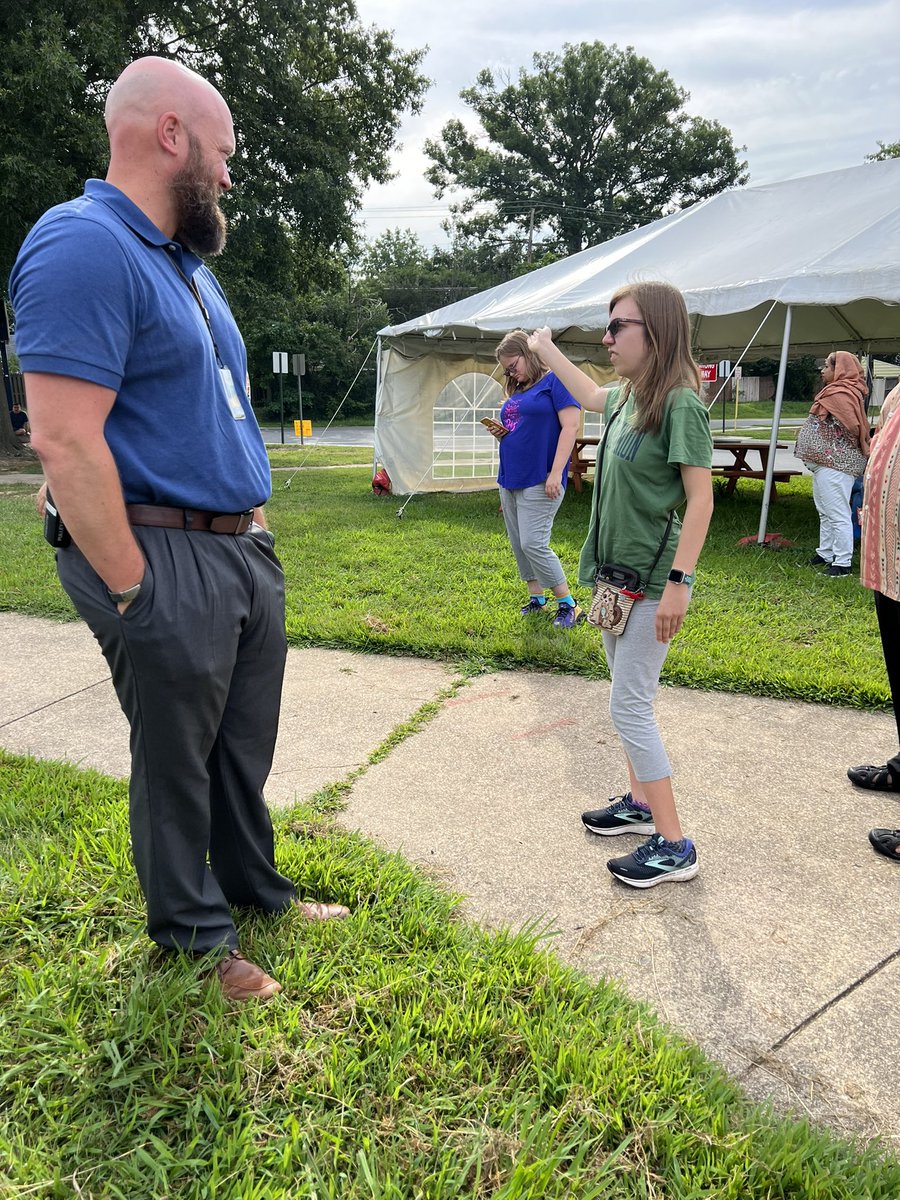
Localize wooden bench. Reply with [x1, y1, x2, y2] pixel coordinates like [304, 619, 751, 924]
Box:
[568, 437, 599, 492]
[711, 467, 803, 481]
[571, 436, 802, 499]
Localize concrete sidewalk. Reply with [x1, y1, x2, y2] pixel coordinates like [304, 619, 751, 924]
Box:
[1, 611, 898, 1149]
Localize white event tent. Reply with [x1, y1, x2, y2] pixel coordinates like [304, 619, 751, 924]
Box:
[375, 159, 900, 538]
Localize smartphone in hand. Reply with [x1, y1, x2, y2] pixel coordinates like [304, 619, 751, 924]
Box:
[480, 417, 508, 439]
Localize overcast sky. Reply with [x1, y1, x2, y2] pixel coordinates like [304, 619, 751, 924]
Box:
[353, 0, 900, 249]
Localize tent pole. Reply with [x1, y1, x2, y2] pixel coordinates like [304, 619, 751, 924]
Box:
[373, 335, 382, 476]
[756, 305, 792, 545]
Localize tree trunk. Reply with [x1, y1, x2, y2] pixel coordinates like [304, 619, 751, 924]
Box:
[0, 408, 38, 461]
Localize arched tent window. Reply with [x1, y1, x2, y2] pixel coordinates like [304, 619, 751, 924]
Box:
[432, 371, 505, 481]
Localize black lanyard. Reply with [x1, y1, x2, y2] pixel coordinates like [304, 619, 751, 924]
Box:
[165, 248, 226, 369]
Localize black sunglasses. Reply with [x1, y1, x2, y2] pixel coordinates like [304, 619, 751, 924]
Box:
[605, 317, 646, 339]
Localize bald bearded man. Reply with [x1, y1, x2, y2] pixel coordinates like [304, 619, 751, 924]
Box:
[10, 57, 348, 1002]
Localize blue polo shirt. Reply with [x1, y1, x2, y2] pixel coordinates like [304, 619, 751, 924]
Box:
[9, 179, 270, 511]
[498, 372, 580, 490]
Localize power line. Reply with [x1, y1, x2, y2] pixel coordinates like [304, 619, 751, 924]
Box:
[361, 198, 635, 231]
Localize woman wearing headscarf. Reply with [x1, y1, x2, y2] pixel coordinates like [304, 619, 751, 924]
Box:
[796, 351, 870, 576]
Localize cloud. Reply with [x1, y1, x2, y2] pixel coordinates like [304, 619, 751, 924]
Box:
[355, 0, 900, 247]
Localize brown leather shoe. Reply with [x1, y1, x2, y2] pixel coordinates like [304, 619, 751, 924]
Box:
[294, 900, 350, 921]
[215, 950, 282, 1001]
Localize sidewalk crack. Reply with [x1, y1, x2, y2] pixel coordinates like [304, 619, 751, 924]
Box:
[745, 944, 900, 1073]
[306, 669, 474, 814]
[0, 677, 112, 730]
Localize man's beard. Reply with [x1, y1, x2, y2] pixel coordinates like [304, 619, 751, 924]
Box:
[172, 139, 227, 257]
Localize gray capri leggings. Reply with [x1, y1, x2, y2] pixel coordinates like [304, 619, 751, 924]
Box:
[601, 593, 686, 781]
[499, 484, 567, 589]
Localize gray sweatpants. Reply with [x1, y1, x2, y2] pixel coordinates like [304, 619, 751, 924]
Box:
[57, 524, 296, 953]
[601, 595, 678, 782]
[499, 484, 567, 589]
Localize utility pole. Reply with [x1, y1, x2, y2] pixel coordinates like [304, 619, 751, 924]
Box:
[293, 354, 306, 445]
[527, 208, 535, 264]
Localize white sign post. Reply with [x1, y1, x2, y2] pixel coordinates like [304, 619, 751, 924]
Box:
[272, 351, 289, 443]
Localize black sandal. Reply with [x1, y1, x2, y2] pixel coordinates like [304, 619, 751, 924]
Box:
[847, 761, 900, 791]
[868, 828, 900, 860]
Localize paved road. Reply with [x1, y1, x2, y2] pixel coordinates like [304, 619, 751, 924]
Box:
[261, 424, 375, 448]
[259, 424, 809, 477]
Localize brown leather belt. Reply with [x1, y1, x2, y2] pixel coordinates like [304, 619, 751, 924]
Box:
[126, 504, 254, 535]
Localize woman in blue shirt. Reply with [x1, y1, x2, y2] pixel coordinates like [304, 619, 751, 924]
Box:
[488, 329, 583, 627]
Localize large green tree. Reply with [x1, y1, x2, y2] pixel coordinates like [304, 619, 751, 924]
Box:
[359, 226, 547, 327]
[424, 41, 747, 257]
[0, 1, 428, 398]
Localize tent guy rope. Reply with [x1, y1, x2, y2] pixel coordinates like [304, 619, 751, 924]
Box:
[280, 339, 378, 491]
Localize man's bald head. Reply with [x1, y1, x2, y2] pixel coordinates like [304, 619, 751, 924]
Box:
[103, 57, 235, 249]
[105, 57, 229, 141]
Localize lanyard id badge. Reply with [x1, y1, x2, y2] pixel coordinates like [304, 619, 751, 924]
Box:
[220, 367, 246, 420]
[164, 249, 247, 421]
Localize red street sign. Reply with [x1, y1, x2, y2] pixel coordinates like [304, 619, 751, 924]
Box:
[699, 364, 717, 382]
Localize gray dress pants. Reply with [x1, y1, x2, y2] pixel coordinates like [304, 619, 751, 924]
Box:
[57, 523, 296, 952]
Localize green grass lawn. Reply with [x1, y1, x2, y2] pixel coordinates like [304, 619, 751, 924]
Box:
[0, 454, 42, 473]
[0, 468, 886, 709]
[707, 400, 810, 421]
[2, 752, 897, 1199]
[717, 427, 804, 440]
[267, 445, 374, 468]
[1, 465, 897, 1194]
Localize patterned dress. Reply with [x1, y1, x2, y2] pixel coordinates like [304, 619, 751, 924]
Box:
[861, 386, 900, 600]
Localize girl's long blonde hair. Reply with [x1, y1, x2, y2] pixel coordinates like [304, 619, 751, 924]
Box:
[495, 329, 546, 398]
[610, 282, 701, 434]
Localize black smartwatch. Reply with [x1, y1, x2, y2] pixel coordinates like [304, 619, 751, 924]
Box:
[667, 568, 695, 586]
[108, 582, 142, 605]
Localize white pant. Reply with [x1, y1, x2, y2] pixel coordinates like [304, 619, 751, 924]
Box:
[810, 466, 854, 568]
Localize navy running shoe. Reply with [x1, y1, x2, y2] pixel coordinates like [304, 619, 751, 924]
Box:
[607, 833, 699, 889]
[582, 793, 655, 836]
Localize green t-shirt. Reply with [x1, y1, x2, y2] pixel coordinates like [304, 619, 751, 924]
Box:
[578, 386, 713, 599]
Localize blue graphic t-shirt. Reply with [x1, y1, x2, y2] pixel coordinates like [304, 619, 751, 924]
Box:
[497, 372, 580, 490]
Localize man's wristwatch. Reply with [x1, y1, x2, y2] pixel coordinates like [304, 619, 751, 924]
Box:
[108, 582, 142, 605]
[667, 569, 695, 586]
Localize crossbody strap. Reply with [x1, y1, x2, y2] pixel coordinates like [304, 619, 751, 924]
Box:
[592, 401, 674, 589]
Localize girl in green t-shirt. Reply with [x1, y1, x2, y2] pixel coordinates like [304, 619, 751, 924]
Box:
[528, 281, 713, 889]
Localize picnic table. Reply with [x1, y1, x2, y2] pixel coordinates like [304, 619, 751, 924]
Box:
[712, 436, 801, 500]
[569, 434, 802, 500]
[568, 436, 599, 492]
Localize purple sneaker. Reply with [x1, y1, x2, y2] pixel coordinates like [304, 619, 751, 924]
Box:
[553, 601, 585, 629]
